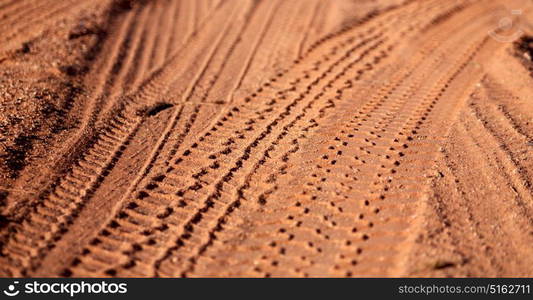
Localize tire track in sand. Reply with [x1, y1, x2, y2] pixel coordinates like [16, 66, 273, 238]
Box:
[171, 1, 508, 277]
[1, 0, 528, 278]
[56, 0, 460, 278]
[0, 0, 236, 276]
[25, 1, 251, 277]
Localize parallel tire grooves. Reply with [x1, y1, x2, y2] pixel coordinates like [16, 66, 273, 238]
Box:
[2, 0, 526, 278]
[67, 0, 462, 278]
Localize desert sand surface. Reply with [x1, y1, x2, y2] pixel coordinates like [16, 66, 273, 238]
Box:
[0, 0, 532, 277]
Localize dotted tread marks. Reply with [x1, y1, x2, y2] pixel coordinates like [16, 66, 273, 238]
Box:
[0, 0, 529, 277]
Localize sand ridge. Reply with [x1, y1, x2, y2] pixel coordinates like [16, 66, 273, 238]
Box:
[0, 0, 532, 277]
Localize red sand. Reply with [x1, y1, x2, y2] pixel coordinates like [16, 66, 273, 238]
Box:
[0, 0, 532, 277]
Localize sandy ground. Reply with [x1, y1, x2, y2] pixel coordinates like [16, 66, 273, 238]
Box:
[0, 0, 532, 277]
